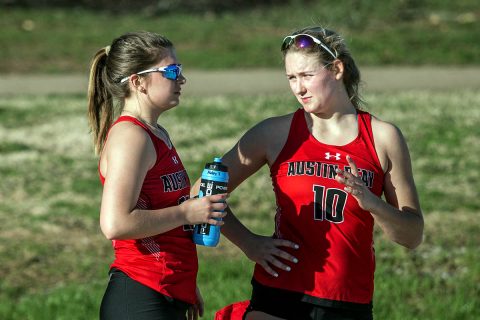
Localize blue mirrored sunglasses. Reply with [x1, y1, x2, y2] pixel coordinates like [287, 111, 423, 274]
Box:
[281, 34, 337, 59]
[120, 64, 182, 83]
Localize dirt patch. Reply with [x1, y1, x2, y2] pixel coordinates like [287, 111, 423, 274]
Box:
[1, 67, 479, 96]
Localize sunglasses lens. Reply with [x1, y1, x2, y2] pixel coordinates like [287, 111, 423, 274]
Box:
[282, 35, 316, 51]
[294, 35, 315, 48]
[163, 65, 180, 80]
[164, 71, 176, 80]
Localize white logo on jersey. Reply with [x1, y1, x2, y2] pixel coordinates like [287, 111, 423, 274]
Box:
[325, 152, 341, 160]
[172, 156, 179, 164]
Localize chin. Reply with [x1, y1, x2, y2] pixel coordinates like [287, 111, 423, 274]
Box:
[158, 102, 177, 112]
[164, 104, 177, 111]
[302, 105, 319, 113]
[170, 101, 181, 109]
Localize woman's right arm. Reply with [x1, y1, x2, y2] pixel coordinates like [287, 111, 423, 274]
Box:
[99, 124, 227, 240]
[217, 117, 299, 277]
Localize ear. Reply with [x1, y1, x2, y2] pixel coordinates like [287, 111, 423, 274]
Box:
[332, 59, 344, 80]
[130, 75, 146, 93]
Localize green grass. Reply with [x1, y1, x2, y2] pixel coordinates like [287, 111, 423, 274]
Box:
[1, 90, 479, 319]
[1, 0, 479, 73]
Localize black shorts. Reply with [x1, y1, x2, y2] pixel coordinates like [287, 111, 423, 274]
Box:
[100, 268, 191, 320]
[245, 279, 373, 320]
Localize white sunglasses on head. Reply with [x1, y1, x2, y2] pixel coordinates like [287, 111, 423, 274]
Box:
[282, 34, 337, 59]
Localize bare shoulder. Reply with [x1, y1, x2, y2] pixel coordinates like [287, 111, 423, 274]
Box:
[371, 115, 407, 147]
[221, 111, 295, 187]
[243, 112, 295, 150]
[106, 121, 151, 151]
[370, 115, 410, 171]
[247, 112, 295, 166]
[248, 112, 295, 136]
[102, 121, 156, 169]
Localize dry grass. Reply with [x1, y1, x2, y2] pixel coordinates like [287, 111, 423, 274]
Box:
[0, 89, 479, 319]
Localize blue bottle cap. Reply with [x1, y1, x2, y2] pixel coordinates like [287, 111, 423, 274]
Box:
[214, 157, 222, 163]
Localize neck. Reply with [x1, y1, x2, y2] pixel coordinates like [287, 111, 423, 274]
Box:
[121, 110, 159, 128]
[121, 109, 172, 147]
[122, 95, 163, 125]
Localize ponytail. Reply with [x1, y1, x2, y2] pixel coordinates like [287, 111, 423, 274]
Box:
[87, 47, 114, 155]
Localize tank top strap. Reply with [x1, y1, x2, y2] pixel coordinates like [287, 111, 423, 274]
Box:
[357, 111, 373, 142]
[272, 108, 307, 169]
[356, 110, 382, 170]
[288, 108, 310, 144]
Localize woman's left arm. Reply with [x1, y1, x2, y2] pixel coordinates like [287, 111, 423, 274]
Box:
[336, 120, 424, 249]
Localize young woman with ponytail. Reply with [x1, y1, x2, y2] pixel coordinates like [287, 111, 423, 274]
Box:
[87, 31, 227, 320]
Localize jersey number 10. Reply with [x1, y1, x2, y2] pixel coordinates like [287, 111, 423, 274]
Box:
[313, 185, 347, 223]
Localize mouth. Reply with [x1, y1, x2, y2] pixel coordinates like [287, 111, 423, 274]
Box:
[300, 96, 311, 103]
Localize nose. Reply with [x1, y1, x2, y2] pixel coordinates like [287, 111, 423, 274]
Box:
[292, 78, 306, 95]
[177, 73, 187, 84]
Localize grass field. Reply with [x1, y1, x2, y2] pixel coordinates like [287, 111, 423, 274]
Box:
[0, 89, 479, 319]
[1, 1, 479, 73]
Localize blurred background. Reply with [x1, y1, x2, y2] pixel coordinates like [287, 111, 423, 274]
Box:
[0, 1, 479, 319]
[1, 0, 479, 73]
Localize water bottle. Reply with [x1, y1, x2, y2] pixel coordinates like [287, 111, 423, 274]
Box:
[193, 157, 229, 247]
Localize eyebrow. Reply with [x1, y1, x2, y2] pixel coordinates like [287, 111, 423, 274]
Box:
[285, 69, 319, 76]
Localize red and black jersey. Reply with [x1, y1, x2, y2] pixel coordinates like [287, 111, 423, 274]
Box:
[253, 108, 384, 305]
[99, 116, 197, 305]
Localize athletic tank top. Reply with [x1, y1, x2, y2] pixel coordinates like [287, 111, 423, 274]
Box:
[253, 108, 384, 305]
[99, 116, 198, 305]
